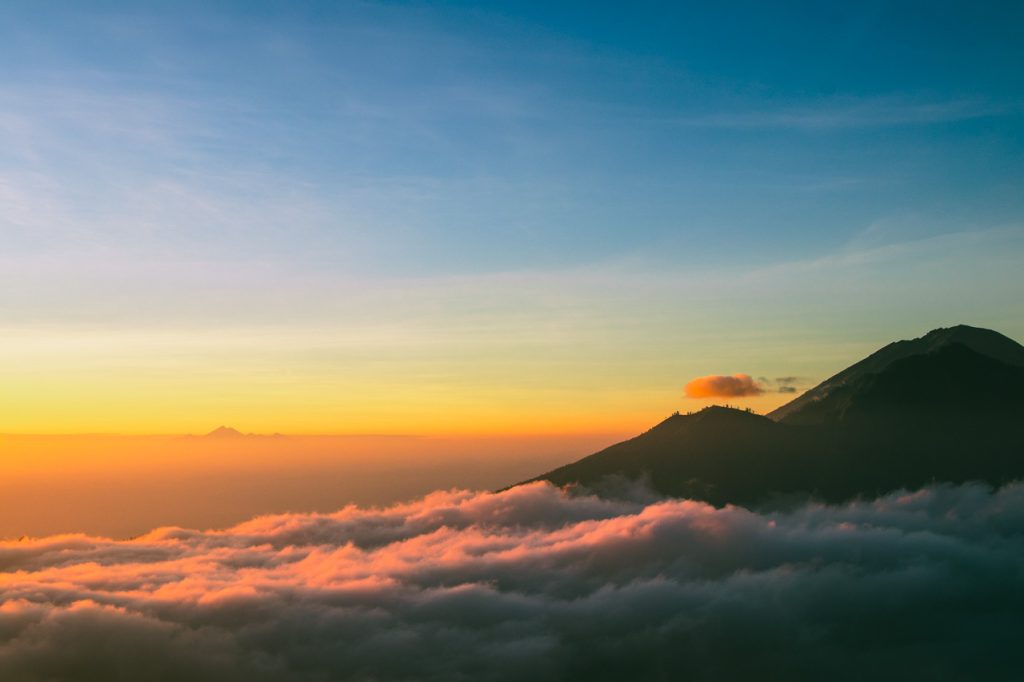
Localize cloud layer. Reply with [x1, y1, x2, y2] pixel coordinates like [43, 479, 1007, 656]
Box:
[1, 482, 1023, 680]
[684, 373, 764, 398]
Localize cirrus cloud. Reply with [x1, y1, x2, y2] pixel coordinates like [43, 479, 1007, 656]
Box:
[684, 373, 764, 398]
[0, 481, 1022, 680]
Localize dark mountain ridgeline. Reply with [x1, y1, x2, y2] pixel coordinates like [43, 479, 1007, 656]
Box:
[524, 326, 1024, 506]
[770, 324, 1024, 424]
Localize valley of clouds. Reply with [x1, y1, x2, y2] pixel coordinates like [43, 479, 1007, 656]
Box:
[1, 481, 1022, 680]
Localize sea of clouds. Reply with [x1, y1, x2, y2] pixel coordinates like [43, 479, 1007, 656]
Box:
[1, 481, 1023, 681]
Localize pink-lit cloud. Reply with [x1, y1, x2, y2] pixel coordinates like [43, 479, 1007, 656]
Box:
[684, 373, 764, 398]
[0, 482, 1021, 680]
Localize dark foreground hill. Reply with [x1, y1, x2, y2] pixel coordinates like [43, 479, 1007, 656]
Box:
[523, 325, 1024, 506]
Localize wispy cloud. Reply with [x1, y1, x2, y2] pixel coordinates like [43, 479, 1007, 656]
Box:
[671, 97, 1016, 130]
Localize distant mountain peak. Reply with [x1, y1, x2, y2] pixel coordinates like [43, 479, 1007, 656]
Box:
[205, 426, 245, 438]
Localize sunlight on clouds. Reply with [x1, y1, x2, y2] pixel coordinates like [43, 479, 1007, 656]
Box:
[0, 481, 1020, 680]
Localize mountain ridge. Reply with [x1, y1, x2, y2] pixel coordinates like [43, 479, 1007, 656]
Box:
[769, 324, 1024, 424]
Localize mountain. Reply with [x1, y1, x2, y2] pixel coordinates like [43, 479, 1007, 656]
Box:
[523, 326, 1024, 506]
[769, 324, 1024, 424]
[204, 426, 246, 438]
[530, 406, 813, 506]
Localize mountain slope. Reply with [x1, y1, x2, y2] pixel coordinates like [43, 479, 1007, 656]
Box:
[769, 324, 1024, 424]
[527, 406, 818, 505]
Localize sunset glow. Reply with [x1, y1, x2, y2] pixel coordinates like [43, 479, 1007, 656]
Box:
[1, 2, 1023, 679]
[1, 4, 1022, 437]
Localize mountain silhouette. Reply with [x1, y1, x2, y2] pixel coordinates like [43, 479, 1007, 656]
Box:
[523, 325, 1024, 506]
[769, 324, 1024, 424]
[204, 426, 245, 438]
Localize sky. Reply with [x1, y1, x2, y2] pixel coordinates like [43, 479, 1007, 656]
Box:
[0, 433, 621, 537]
[2, 1, 1023, 434]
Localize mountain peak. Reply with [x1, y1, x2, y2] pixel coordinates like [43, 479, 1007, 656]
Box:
[650, 405, 767, 433]
[684, 405, 763, 424]
[920, 324, 1024, 355]
[205, 426, 245, 438]
[769, 324, 1024, 423]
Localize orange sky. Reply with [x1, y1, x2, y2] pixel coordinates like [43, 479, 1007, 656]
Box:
[0, 321, 799, 435]
[0, 433, 627, 537]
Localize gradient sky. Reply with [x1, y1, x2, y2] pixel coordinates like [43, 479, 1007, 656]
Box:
[2, 1, 1023, 434]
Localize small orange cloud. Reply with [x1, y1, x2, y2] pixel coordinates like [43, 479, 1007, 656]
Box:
[684, 374, 764, 398]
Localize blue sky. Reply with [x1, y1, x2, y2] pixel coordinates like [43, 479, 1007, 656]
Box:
[1, 1, 1023, 432]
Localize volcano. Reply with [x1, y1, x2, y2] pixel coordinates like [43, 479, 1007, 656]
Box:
[523, 325, 1024, 506]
